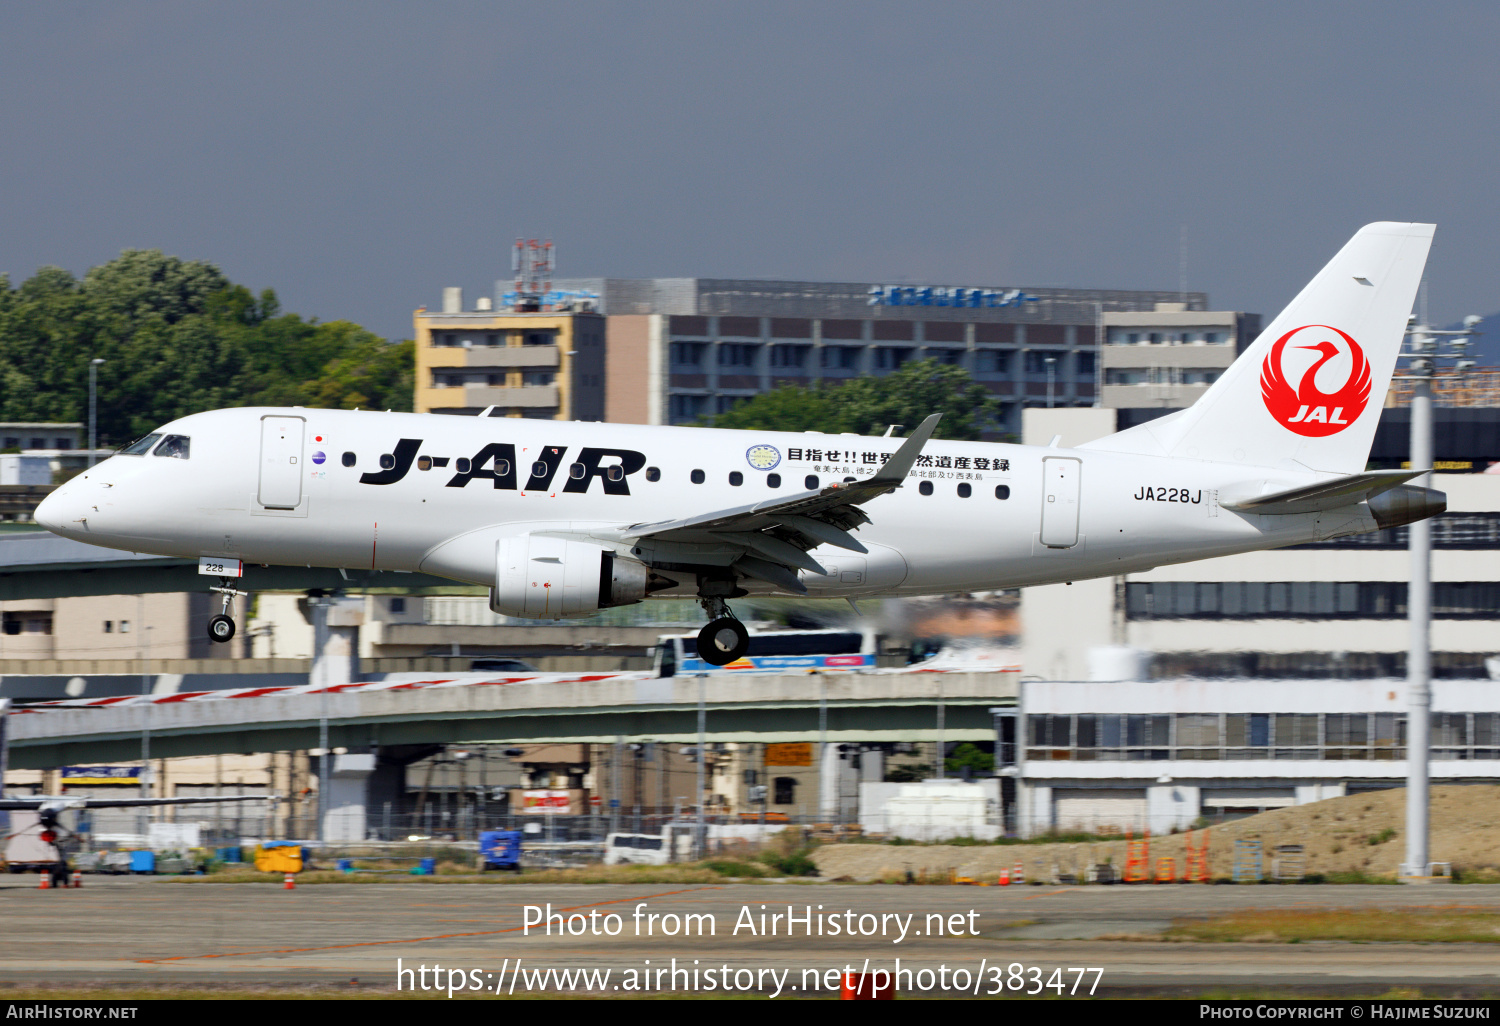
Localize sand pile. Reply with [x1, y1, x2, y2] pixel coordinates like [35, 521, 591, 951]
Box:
[811, 784, 1500, 882]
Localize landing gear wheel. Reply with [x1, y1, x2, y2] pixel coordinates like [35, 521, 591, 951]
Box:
[697, 617, 749, 666]
[207, 615, 236, 644]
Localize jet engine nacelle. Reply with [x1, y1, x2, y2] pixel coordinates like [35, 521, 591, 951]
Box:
[490, 536, 649, 619]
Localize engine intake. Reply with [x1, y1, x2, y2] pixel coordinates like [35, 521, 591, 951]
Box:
[490, 536, 649, 619]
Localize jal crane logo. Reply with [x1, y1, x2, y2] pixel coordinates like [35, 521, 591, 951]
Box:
[1259, 324, 1371, 437]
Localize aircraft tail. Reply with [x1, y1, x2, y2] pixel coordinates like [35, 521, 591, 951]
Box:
[1082, 222, 1435, 474]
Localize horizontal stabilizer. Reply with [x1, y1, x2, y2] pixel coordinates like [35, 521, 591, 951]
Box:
[1221, 470, 1427, 515]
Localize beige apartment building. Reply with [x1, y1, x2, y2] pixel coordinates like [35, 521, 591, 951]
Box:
[413, 288, 605, 420]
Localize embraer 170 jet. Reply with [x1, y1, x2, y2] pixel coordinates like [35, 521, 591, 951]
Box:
[35, 223, 1443, 665]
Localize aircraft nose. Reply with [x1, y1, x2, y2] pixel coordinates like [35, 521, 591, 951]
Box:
[35, 484, 85, 536]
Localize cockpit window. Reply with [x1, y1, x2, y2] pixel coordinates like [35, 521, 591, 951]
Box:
[119, 434, 161, 456]
[152, 435, 191, 459]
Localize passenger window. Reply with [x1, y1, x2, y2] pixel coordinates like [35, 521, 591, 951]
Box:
[805, 475, 818, 489]
[417, 456, 432, 471]
[606, 465, 624, 482]
[645, 466, 661, 482]
[152, 435, 190, 459]
[455, 457, 470, 473]
[379, 453, 395, 470]
[995, 485, 1011, 500]
[495, 459, 511, 476]
[569, 463, 586, 480]
[728, 471, 743, 486]
[531, 461, 548, 477]
[919, 481, 934, 496]
[957, 483, 971, 498]
[119, 434, 161, 456]
[767, 473, 781, 488]
[342, 452, 356, 468]
[691, 469, 705, 484]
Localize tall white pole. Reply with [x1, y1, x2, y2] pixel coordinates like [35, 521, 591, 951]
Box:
[1404, 368, 1433, 878]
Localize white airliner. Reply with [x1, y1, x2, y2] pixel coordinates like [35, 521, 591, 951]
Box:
[35, 223, 1443, 665]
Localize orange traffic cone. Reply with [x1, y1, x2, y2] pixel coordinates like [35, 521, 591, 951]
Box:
[71, 871, 82, 889]
[998, 868, 1010, 886]
[38, 872, 50, 890]
[283, 873, 295, 890]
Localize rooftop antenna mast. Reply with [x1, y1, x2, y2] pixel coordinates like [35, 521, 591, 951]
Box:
[512, 238, 554, 312]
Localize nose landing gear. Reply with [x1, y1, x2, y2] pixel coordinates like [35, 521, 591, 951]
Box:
[207, 578, 246, 644]
[697, 595, 749, 666]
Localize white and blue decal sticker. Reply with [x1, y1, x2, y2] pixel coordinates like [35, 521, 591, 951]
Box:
[746, 444, 781, 470]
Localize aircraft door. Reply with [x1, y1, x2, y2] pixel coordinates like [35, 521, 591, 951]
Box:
[1040, 457, 1081, 548]
[258, 415, 305, 509]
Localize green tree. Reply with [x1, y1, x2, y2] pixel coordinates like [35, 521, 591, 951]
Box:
[705, 359, 1000, 439]
[0, 250, 413, 444]
[944, 742, 995, 776]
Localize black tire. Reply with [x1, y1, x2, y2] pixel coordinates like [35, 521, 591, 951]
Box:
[697, 617, 749, 666]
[207, 615, 236, 644]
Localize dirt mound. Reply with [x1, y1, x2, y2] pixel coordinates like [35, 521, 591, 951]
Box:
[812, 785, 1500, 882]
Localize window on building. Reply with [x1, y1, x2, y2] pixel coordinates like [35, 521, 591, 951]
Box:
[1024, 350, 1064, 374]
[718, 344, 758, 367]
[874, 347, 913, 370]
[390, 598, 406, 614]
[523, 332, 556, 346]
[54, 438, 71, 450]
[977, 350, 1011, 373]
[932, 348, 963, 365]
[670, 342, 705, 367]
[668, 395, 708, 424]
[821, 346, 861, 369]
[773, 777, 797, 805]
[1076, 352, 1095, 375]
[769, 345, 809, 368]
[522, 371, 554, 386]
[103, 621, 113, 633]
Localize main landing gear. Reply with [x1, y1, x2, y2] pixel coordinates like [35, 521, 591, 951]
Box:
[207, 578, 246, 644]
[697, 594, 749, 666]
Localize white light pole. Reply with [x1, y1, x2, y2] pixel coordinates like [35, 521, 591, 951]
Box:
[1044, 356, 1057, 408]
[88, 359, 105, 466]
[1399, 313, 1479, 881]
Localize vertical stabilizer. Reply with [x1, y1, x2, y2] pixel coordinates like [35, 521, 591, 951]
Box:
[1082, 222, 1434, 474]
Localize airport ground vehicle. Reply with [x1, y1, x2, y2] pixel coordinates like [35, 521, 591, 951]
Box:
[652, 628, 875, 676]
[35, 224, 1445, 667]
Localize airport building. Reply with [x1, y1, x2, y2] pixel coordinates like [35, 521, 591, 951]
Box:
[1015, 678, 1500, 837]
[422, 275, 1210, 435]
[1099, 307, 1261, 409]
[412, 288, 606, 421]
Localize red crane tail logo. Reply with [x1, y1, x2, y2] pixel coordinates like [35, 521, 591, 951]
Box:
[1260, 325, 1371, 437]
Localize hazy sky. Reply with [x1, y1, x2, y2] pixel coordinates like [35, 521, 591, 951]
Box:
[3, 2, 1498, 342]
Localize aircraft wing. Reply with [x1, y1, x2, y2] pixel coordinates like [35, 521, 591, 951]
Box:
[0, 795, 273, 811]
[622, 414, 941, 593]
[1220, 470, 1427, 515]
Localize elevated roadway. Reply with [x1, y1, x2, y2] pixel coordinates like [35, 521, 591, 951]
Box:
[7, 670, 1018, 768]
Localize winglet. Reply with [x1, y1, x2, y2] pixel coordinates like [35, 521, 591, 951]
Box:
[869, 413, 942, 488]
